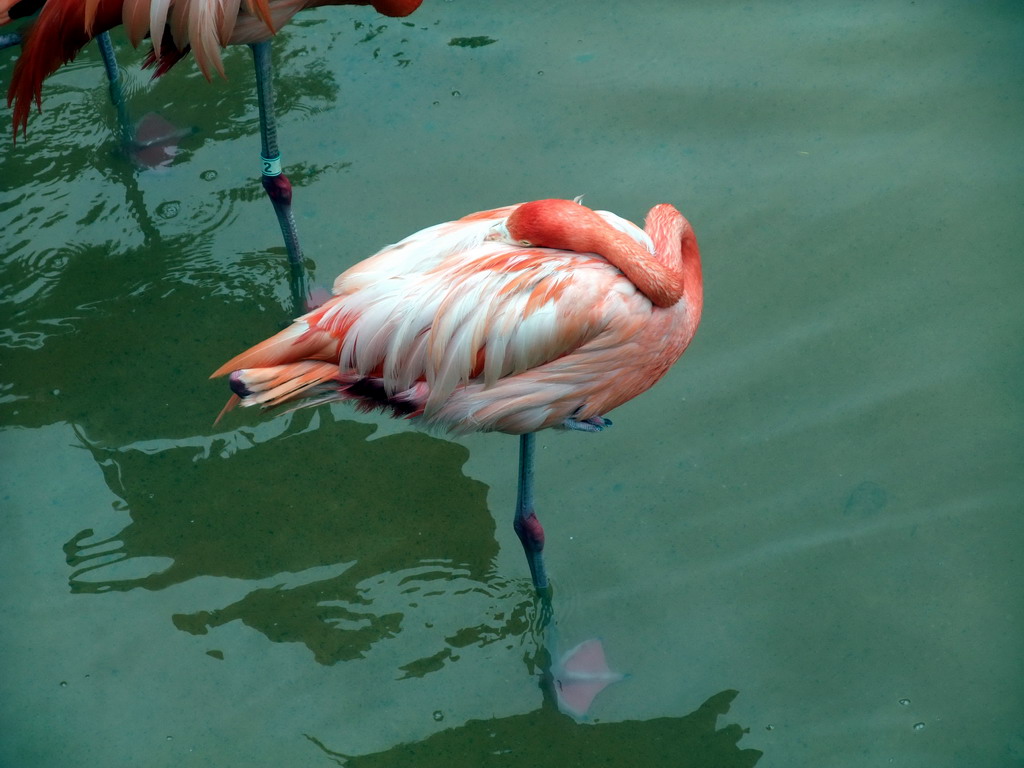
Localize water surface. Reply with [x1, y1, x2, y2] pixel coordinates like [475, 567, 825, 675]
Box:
[1, 2, 1021, 766]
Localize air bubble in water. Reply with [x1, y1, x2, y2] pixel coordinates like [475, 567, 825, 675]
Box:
[156, 201, 181, 219]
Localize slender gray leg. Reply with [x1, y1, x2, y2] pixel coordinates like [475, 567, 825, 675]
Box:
[514, 433, 548, 591]
[250, 41, 309, 316]
[95, 31, 135, 148]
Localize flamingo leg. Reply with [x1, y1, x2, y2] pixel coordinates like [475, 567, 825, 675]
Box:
[514, 432, 548, 592]
[95, 31, 135, 148]
[3, 30, 137, 148]
[249, 41, 310, 316]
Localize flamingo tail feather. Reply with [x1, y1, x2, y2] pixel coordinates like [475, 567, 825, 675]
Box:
[7, 0, 122, 136]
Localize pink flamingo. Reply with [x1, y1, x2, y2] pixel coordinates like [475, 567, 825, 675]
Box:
[3, 0, 422, 135]
[212, 198, 703, 592]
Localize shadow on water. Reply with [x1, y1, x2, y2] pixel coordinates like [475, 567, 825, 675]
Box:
[306, 688, 762, 767]
[1, 156, 543, 675]
[60, 407, 537, 668]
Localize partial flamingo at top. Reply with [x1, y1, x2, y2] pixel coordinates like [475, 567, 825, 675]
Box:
[2, 0, 423, 135]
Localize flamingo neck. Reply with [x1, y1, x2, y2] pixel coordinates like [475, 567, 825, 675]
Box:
[506, 199, 699, 309]
[645, 203, 702, 316]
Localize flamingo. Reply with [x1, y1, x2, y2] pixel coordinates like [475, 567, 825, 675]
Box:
[3, 0, 423, 311]
[3, 0, 423, 132]
[212, 198, 703, 592]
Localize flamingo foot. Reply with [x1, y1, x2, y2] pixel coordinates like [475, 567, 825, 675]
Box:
[562, 416, 613, 432]
[552, 638, 626, 718]
[129, 113, 194, 169]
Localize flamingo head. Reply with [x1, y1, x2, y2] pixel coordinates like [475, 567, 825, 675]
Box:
[493, 198, 603, 252]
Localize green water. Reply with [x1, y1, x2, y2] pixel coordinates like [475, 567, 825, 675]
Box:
[2, 2, 1021, 766]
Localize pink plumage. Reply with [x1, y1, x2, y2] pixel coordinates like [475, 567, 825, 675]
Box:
[212, 198, 703, 435]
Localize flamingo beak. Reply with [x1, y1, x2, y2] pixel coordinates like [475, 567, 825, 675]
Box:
[483, 222, 507, 242]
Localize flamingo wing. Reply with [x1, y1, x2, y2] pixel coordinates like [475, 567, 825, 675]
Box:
[324, 244, 640, 413]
